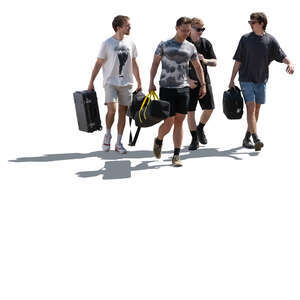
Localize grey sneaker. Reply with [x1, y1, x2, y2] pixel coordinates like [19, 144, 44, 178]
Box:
[153, 138, 162, 159]
[115, 143, 127, 154]
[172, 155, 183, 167]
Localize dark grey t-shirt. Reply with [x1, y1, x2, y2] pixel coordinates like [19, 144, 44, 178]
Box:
[233, 32, 286, 83]
[155, 38, 198, 88]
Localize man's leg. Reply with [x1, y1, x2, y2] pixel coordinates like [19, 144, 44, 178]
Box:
[171, 113, 186, 167]
[153, 117, 174, 159]
[103, 102, 117, 151]
[173, 113, 186, 148]
[246, 102, 263, 151]
[255, 103, 261, 121]
[187, 111, 199, 150]
[114, 104, 128, 154]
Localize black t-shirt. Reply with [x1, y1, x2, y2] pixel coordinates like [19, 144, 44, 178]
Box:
[187, 36, 217, 85]
[233, 32, 286, 83]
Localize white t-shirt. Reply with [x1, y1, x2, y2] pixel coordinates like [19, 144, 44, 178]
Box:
[98, 36, 137, 87]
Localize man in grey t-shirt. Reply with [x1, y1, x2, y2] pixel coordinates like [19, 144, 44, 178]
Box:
[149, 17, 206, 167]
[229, 12, 294, 151]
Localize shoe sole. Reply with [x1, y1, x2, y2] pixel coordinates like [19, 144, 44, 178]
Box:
[172, 164, 182, 168]
[255, 141, 264, 151]
[188, 146, 199, 151]
[115, 148, 127, 154]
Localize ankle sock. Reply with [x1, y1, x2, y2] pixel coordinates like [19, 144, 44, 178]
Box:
[190, 130, 198, 140]
[174, 148, 180, 156]
[197, 122, 205, 131]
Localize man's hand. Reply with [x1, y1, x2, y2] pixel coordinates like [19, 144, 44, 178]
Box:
[286, 63, 294, 74]
[199, 85, 206, 99]
[188, 78, 198, 89]
[88, 82, 94, 91]
[228, 80, 235, 89]
[149, 82, 156, 92]
[135, 83, 142, 92]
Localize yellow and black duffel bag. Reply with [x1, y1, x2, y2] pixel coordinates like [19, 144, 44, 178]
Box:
[134, 91, 170, 128]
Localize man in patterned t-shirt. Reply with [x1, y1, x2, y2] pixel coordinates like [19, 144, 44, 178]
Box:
[149, 17, 206, 167]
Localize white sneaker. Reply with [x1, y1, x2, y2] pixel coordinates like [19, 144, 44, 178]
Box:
[102, 134, 112, 152]
[115, 143, 127, 154]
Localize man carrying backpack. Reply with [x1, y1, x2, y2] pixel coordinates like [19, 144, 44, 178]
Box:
[229, 12, 294, 151]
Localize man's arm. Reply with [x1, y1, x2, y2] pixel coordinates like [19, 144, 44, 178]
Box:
[191, 58, 206, 99]
[198, 54, 217, 67]
[149, 55, 162, 92]
[132, 58, 142, 91]
[282, 57, 295, 74]
[88, 58, 104, 91]
[229, 60, 241, 88]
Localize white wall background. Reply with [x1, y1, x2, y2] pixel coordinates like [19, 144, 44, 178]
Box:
[1, 0, 299, 300]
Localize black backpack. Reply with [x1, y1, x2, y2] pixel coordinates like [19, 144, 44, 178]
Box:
[223, 86, 244, 119]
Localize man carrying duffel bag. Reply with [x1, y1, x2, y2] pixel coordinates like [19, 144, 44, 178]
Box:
[149, 17, 207, 167]
[229, 12, 294, 151]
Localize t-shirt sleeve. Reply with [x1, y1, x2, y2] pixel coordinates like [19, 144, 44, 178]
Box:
[271, 37, 286, 63]
[190, 45, 198, 61]
[97, 41, 107, 59]
[206, 40, 217, 59]
[154, 41, 164, 56]
[132, 42, 138, 59]
[233, 37, 244, 62]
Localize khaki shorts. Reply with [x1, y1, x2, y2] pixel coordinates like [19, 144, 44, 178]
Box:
[104, 84, 133, 106]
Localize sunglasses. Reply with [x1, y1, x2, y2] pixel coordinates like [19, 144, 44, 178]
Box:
[193, 27, 205, 32]
[248, 20, 258, 25]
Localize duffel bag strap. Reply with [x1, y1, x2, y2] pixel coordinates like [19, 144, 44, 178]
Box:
[128, 117, 141, 146]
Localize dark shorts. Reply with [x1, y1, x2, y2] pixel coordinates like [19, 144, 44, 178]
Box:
[159, 87, 190, 117]
[188, 84, 215, 111]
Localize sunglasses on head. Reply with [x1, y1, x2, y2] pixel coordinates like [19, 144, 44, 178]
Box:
[193, 27, 205, 32]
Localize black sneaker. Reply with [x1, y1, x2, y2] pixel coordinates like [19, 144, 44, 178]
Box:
[153, 138, 162, 159]
[254, 139, 264, 151]
[197, 127, 207, 145]
[242, 138, 255, 149]
[188, 139, 199, 151]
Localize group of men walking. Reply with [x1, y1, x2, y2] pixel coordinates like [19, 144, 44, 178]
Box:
[88, 13, 294, 167]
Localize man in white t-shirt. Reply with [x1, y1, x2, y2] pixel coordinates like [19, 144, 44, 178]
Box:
[88, 15, 142, 154]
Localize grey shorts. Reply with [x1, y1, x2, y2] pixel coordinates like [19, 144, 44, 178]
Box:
[104, 84, 133, 106]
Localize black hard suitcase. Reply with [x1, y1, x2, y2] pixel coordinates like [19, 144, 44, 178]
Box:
[73, 90, 102, 132]
[223, 86, 244, 119]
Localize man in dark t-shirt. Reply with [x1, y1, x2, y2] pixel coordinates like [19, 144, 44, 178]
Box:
[229, 12, 294, 151]
[187, 17, 217, 150]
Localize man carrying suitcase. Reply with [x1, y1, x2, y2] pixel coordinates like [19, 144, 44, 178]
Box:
[229, 12, 294, 151]
[149, 17, 206, 167]
[88, 15, 142, 154]
[187, 17, 217, 150]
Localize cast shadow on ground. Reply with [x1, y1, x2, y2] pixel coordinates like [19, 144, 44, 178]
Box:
[76, 146, 258, 180]
[9, 146, 258, 180]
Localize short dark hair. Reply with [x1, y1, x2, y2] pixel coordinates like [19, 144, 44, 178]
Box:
[112, 15, 129, 32]
[176, 17, 192, 27]
[250, 12, 267, 30]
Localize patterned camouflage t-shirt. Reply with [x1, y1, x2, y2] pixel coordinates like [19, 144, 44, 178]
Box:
[155, 38, 198, 88]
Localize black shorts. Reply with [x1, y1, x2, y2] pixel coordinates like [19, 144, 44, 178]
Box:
[188, 84, 215, 111]
[159, 87, 190, 117]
